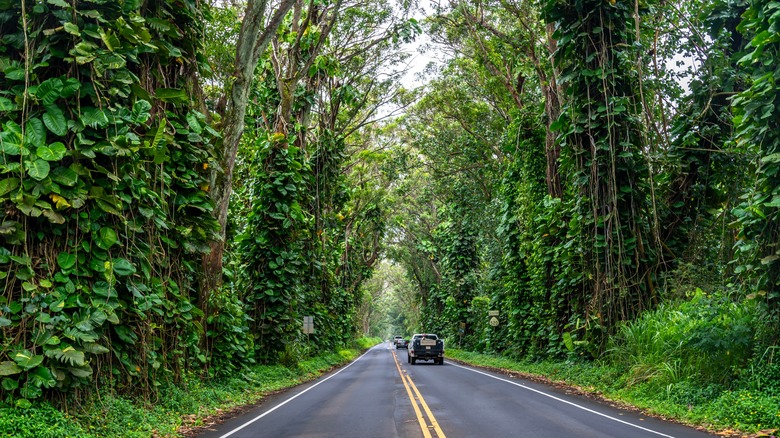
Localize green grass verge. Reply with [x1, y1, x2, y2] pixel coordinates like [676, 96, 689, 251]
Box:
[447, 349, 780, 435]
[0, 337, 382, 438]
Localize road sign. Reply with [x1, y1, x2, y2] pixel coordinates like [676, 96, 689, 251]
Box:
[303, 316, 314, 334]
[489, 316, 499, 327]
[488, 310, 499, 316]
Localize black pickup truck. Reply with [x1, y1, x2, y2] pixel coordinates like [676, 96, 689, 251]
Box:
[407, 334, 444, 365]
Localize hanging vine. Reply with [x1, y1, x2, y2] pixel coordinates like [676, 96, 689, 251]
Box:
[0, 0, 218, 403]
[545, 0, 655, 347]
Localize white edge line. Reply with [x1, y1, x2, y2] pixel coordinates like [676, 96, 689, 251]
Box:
[217, 347, 375, 438]
[448, 362, 676, 438]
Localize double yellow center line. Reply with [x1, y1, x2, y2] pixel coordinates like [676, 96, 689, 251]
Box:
[391, 350, 446, 438]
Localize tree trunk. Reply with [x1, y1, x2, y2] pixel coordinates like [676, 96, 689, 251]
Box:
[200, 0, 296, 311]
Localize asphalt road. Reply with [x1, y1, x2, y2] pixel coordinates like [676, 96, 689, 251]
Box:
[196, 342, 716, 438]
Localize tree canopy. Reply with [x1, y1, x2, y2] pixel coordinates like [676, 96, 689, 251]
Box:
[0, 0, 777, 421]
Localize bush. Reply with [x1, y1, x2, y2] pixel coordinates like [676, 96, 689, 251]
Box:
[705, 389, 780, 431]
[0, 404, 93, 438]
[354, 336, 382, 350]
[206, 288, 255, 377]
[607, 289, 759, 387]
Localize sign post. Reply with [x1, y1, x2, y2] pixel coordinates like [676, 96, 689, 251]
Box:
[488, 310, 499, 327]
[303, 316, 314, 334]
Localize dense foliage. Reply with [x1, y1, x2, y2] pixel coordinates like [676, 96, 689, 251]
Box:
[0, 0, 218, 406]
[0, 0, 408, 408]
[386, 0, 778, 360]
[381, 3, 780, 431]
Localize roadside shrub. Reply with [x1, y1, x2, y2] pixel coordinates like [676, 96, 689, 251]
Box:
[607, 289, 759, 387]
[206, 288, 255, 377]
[0, 404, 92, 438]
[354, 337, 382, 350]
[705, 389, 780, 431]
[740, 347, 780, 396]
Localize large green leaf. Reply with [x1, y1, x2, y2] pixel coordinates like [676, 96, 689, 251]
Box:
[112, 258, 136, 276]
[0, 361, 22, 376]
[64, 22, 80, 36]
[83, 343, 110, 354]
[25, 117, 46, 148]
[60, 78, 81, 98]
[75, 310, 106, 331]
[47, 0, 71, 7]
[43, 106, 68, 136]
[67, 365, 93, 378]
[93, 281, 118, 299]
[51, 166, 79, 186]
[19, 383, 42, 399]
[0, 178, 20, 197]
[37, 142, 68, 161]
[0, 97, 14, 111]
[26, 158, 51, 180]
[114, 325, 138, 344]
[13, 350, 43, 371]
[186, 112, 202, 134]
[1, 377, 19, 391]
[132, 100, 152, 124]
[36, 78, 63, 106]
[29, 366, 57, 388]
[80, 107, 109, 128]
[95, 197, 122, 215]
[49, 346, 85, 366]
[155, 88, 188, 104]
[3, 66, 24, 81]
[42, 210, 66, 224]
[0, 131, 21, 155]
[57, 252, 77, 270]
[97, 227, 118, 249]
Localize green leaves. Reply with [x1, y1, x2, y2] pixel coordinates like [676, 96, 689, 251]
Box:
[13, 350, 44, 371]
[80, 107, 109, 128]
[0, 97, 14, 111]
[0, 361, 23, 376]
[132, 100, 152, 123]
[37, 142, 67, 161]
[47, 0, 71, 8]
[36, 78, 63, 106]
[48, 346, 85, 367]
[0, 0, 220, 404]
[25, 117, 46, 148]
[64, 22, 80, 36]
[155, 88, 188, 104]
[0, 178, 20, 197]
[112, 258, 136, 276]
[57, 252, 77, 270]
[43, 106, 68, 136]
[28, 366, 56, 389]
[97, 227, 119, 249]
[26, 159, 51, 180]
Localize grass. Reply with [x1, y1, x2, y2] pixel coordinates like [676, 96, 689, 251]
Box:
[0, 337, 382, 438]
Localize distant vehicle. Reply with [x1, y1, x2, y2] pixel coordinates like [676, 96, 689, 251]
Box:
[392, 336, 403, 346]
[407, 333, 444, 365]
[395, 338, 408, 349]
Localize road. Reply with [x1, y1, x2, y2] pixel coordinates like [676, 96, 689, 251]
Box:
[196, 343, 715, 438]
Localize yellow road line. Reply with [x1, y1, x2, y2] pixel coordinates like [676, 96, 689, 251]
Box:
[404, 372, 446, 437]
[391, 350, 446, 438]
